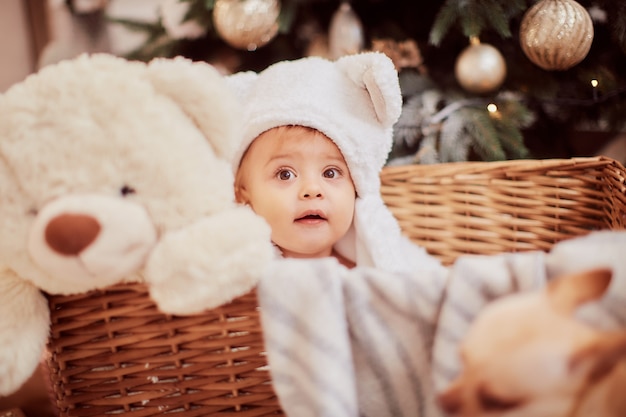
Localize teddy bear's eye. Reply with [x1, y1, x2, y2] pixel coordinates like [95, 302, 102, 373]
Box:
[120, 185, 136, 196]
[28, 208, 38, 216]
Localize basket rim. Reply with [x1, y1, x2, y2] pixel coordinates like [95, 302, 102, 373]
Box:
[381, 155, 624, 176]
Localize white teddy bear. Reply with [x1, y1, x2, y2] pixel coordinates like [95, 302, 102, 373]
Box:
[0, 53, 274, 395]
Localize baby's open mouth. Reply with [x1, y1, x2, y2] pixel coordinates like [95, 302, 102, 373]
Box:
[299, 214, 323, 220]
[295, 211, 326, 221]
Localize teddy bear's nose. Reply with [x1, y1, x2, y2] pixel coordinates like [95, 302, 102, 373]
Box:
[45, 213, 101, 255]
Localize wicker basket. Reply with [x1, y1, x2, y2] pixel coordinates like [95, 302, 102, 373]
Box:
[46, 156, 626, 416]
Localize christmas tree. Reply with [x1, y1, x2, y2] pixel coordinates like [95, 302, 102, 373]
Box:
[111, 0, 626, 164]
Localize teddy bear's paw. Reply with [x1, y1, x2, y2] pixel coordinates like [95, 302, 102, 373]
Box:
[145, 206, 274, 315]
[28, 194, 157, 294]
[0, 270, 50, 395]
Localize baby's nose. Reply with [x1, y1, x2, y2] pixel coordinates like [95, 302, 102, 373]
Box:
[300, 178, 323, 198]
[301, 185, 323, 198]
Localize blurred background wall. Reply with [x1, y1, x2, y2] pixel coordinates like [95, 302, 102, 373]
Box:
[0, 0, 45, 92]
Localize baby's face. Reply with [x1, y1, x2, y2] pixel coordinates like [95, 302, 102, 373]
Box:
[236, 127, 355, 259]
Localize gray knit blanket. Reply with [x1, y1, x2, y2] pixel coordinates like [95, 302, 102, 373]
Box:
[257, 231, 626, 417]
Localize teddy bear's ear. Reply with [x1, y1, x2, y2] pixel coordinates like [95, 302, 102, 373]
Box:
[335, 52, 402, 128]
[145, 57, 242, 161]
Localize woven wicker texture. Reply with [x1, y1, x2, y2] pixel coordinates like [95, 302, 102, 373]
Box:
[46, 156, 626, 416]
[47, 287, 277, 417]
[382, 156, 626, 265]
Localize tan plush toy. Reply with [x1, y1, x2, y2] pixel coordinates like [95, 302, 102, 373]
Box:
[0, 53, 274, 395]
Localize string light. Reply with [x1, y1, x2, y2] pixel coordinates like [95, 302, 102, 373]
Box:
[487, 103, 501, 119]
[591, 78, 599, 101]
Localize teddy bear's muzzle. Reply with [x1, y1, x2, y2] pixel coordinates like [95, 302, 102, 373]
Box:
[27, 194, 158, 292]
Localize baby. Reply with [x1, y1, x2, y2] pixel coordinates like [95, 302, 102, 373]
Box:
[228, 52, 443, 274]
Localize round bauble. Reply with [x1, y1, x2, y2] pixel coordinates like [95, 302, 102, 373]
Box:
[455, 42, 507, 94]
[213, 0, 281, 51]
[519, 0, 594, 71]
[328, 3, 364, 59]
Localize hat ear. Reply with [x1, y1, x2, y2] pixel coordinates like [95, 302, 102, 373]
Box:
[335, 52, 402, 127]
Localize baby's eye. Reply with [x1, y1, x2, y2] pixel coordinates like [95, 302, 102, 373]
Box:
[323, 168, 340, 179]
[277, 169, 294, 181]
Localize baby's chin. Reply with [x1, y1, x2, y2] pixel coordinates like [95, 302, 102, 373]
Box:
[273, 241, 334, 260]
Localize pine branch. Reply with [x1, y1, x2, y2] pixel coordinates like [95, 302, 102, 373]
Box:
[392, 89, 444, 159]
[459, 1, 487, 39]
[417, 133, 441, 164]
[398, 71, 437, 97]
[393, 83, 537, 163]
[107, 15, 178, 62]
[429, 0, 460, 46]
[277, 0, 298, 33]
[393, 96, 423, 150]
[124, 35, 179, 62]
[428, 97, 484, 124]
[598, 0, 626, 54]
[495, 94, 536, 128]
[493, 119, 531, 159]
[502, 0, 528, 16]
[429, 0, 526, 44]
[183, 0, 214, 28]
[462, 108, 506, 161]
[439, 111, 471, 162]
[481, 0, 513, 38]
[107, 16, 163, 33]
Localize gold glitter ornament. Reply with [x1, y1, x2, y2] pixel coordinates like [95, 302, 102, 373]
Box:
[213, 0, 281, 51]
[519, 0, 594, 71]
[455, 39, 507, 94]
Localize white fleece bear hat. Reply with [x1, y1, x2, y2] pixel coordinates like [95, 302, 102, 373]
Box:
[228, 52, 439, 272]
